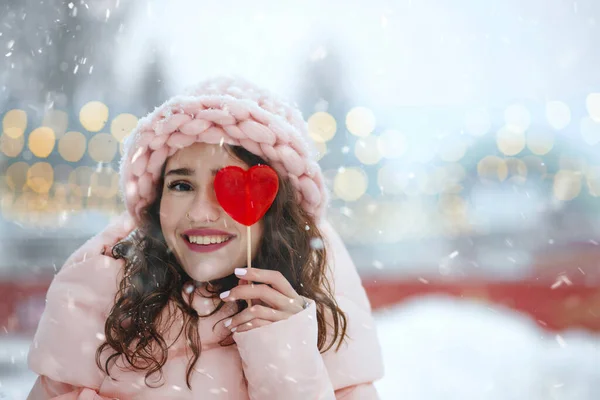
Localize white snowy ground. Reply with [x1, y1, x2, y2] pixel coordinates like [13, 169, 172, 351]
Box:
[1, 296, 599, 400]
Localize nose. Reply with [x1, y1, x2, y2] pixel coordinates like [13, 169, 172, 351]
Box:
[186, 183, 221, 223]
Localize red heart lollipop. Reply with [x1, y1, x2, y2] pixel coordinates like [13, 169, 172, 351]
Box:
[214, 165, 279, 226]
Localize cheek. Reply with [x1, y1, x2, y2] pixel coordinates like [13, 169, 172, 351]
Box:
[159, 196, 180, 231]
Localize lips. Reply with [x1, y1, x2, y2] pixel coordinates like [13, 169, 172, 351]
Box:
[181, 228, 236, 253]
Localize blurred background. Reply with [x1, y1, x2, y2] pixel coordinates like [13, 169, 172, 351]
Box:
[1, 0, 600, 398]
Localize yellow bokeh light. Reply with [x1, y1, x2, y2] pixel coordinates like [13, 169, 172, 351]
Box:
[526, 130, 554, 155]
[88, 133, 117, 163]
[2, 109, 27, 139]
[27, 162, 54, 194]
[346, 107, 376, 137]
[377, 164, 407, 195]
[42, 109, 69, 138]
[438, 137, 467, 162]
[1, 132, 25, 157]
[497, 126, 525, 156]
[5, 162, 29, 191]
[334, 167, 368, 201]
[355, 136, 382, 165]
[546, 101, 571, 130]
[377, 129, 407, 159]
[59, 131, 87, 162]
[28, 127, 56, 158]
[553, 170, 582, 201]
[464, 108, 491, 137]
[504, 103, 531, 131]
[80, 101, 109, 132]
[580, 116, 600, 145]
[477, 155, 508, 182]
[586, 93, 600, 122]
[111, 113, 138, 143]
[90, 167, 119, 199]
[307, 112, 337, 142]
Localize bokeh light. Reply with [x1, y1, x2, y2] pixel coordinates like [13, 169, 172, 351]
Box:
[2, 109, 27, 139]
[553, 170, 582, 201]
[497, 126, 525, 156]
[377, 129, 407, 159]
[42, 109, 69, 138]
[5, 162, 29, 191]
[59, 131, 87, 162]
[546, 101, 571, 130]
[477, 155, 508, 182]
[79, 101, 109, 132]
[464, 108, 491, 137]
[26, 162, 54, 194]
[526, 130, 554, 155]
[580, 116, 600, 145]
[504, 103, 531, 132]
[88, 133, 117, 163]
[346, 107, 376, 137]
[355, 136, 383, 165]
[307, 111, 337, 142]
[1, 132, 25, 157]
[334, 167, 368, 201]
[28, 127, 56, 158]
[110, 113, 138, 142]
[586, 92, 600, 122]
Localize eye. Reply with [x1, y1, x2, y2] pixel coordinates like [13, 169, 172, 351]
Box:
[167, 181, 193, 192]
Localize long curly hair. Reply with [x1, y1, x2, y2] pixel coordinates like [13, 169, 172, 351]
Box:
[96, 145, 348, 388]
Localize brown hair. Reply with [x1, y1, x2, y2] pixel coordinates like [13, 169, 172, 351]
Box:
[96, 145, 348, 388]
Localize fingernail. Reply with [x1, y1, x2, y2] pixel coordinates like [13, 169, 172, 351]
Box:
[219, 291, 230, 299]
[224, 318, 232, 328]
[231, 327, 237, 332]
[235, 268, 247, 276]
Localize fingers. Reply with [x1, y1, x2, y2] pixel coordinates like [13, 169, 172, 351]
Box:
[234, 268, 297, 298]
[224, 305, 288, 332]
[232, 318, 271, 333]
[220, 283, 291, 310]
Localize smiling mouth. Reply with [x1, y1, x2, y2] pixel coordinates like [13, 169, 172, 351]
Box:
[183, 234, 234, 245]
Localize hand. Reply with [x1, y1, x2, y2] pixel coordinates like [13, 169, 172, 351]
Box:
[219, 267, 308, 333]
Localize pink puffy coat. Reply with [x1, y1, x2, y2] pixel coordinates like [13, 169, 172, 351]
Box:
[27, 213, 384, 399]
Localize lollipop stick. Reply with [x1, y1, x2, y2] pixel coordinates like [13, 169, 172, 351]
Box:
[247, 225, 252, 308]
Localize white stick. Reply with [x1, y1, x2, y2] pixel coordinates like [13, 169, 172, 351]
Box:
[247, 225, 252, 308]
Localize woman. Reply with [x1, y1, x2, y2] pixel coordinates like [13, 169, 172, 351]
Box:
[27, 77, 384, 399]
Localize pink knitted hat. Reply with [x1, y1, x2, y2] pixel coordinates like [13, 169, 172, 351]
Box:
[119, 76, 328, 224]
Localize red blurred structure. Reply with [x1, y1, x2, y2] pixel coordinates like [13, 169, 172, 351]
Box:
[1, 242, 599, 335]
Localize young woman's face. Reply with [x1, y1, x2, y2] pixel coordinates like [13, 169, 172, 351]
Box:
[160, 143, 264, 283]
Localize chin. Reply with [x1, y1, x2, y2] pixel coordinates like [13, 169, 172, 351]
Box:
[182, 261, 234, 283]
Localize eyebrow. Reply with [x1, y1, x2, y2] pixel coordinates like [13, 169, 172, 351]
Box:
[164, 167, 221, 177]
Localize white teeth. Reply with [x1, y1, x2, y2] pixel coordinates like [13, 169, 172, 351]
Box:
[187, 235, 230, 245]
